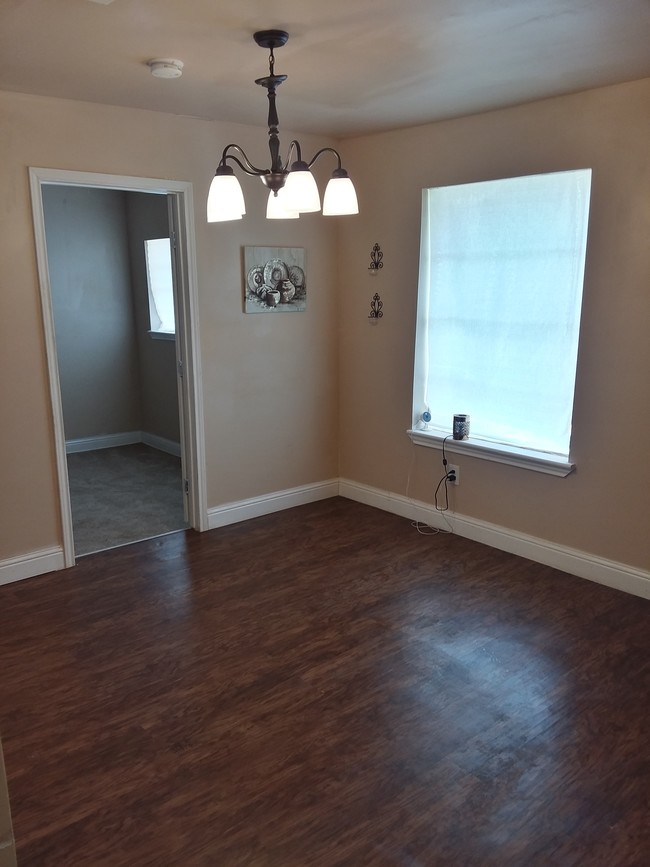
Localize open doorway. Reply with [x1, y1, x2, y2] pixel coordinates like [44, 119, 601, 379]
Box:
[30, 169, 207, 566]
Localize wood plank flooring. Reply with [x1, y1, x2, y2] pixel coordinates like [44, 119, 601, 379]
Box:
[0, 498, 648, 866]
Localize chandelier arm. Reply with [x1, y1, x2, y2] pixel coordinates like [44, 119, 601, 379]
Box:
[281, 140, 303, 171]
[306, 147, 343, 171]
[219, 144, 268, 177]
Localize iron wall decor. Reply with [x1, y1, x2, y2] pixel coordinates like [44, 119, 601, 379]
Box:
[368, 243, 384, 273]
[244, 246, 306, 313]
[369, 292, 383, 322]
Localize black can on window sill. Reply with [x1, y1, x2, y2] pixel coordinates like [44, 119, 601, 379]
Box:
[453, 414, 470, 440]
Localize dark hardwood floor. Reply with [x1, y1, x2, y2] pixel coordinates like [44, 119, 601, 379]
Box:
[0, 498, 648, 866]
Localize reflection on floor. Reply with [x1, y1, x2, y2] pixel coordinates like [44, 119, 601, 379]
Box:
[67, 443, 187, 555]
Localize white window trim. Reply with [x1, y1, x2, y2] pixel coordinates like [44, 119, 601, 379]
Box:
[148, 330, 176, 341]
[407, 428, 575, 477]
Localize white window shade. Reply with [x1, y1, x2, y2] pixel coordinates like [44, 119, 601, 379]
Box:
[413, 169, 591, 460]
[145, 238, 176, 334]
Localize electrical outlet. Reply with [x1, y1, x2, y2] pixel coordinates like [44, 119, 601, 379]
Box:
[448, 463, 460, 485]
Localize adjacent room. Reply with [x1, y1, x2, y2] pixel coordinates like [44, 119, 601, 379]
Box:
[42, 185, 187, 555]
[0, 1, 649, 865]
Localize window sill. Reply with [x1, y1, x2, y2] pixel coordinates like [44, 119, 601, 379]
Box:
[149, 330, 176, 342]
[407, 428, 575, 477]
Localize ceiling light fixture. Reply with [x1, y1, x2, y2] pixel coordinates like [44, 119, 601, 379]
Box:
[207, 30, 359, 222]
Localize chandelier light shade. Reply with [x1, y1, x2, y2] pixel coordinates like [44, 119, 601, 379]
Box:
[206, 167, 246, 221]
[207, 30, 359, 222]
[323, 171, 359, 216]
[282, 163, 322, 213]
[266, 189, 299, 219]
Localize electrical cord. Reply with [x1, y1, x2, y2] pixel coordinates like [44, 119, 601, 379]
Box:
[406, 443, 440, 534]
[434, 472, 451, 511]
[406, 437, 453, 536]
[435, 435, 452, 509]
[433, 435, 456, 533]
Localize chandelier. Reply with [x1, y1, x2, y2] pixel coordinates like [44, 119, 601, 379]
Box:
[207, 30, 359, 222]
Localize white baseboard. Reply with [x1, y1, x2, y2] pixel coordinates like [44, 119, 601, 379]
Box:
[208, 479, 339, 530]
[141, 432, 181, 457]
[339, 478, 650, 601]
[65, 431, 141, 453]
[1, 483, 338, 585]
[5, 479, 648, 600]
[0, 546, 65, 587]
[65, 431, 181, 457]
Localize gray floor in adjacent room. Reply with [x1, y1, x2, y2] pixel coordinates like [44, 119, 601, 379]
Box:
[66, 443, 187, 556]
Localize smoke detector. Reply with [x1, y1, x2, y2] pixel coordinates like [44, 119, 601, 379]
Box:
[147, 59, 184, 79]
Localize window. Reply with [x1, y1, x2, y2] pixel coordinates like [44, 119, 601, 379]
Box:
[144, 238, 175, 338]
[411, 169, 591, 475]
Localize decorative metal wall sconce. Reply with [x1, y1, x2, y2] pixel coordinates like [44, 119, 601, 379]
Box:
[368, 243, 384, 273]
[368, 292, 383, 324]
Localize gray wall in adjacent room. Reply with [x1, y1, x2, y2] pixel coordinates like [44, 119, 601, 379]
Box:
[43, 185, 179, 447]
[125, 192, 180, 445]
[43, 185, 142, 440]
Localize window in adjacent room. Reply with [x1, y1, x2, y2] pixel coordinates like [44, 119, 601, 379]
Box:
[144, 237, 175, 338]
[411, 169, 592, 474]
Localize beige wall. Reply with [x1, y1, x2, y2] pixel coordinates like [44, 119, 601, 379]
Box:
[0, 90, 339, 559]
[337, 78, 650, 571]
[1, 80, 648, 575]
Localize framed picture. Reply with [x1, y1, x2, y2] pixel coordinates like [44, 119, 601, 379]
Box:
[244, 246, 306, 313]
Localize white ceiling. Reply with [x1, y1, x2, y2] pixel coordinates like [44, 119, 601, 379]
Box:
[1, 0, 649, 138]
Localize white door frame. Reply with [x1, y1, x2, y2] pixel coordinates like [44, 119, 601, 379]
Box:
[29, 167, 208, 567]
